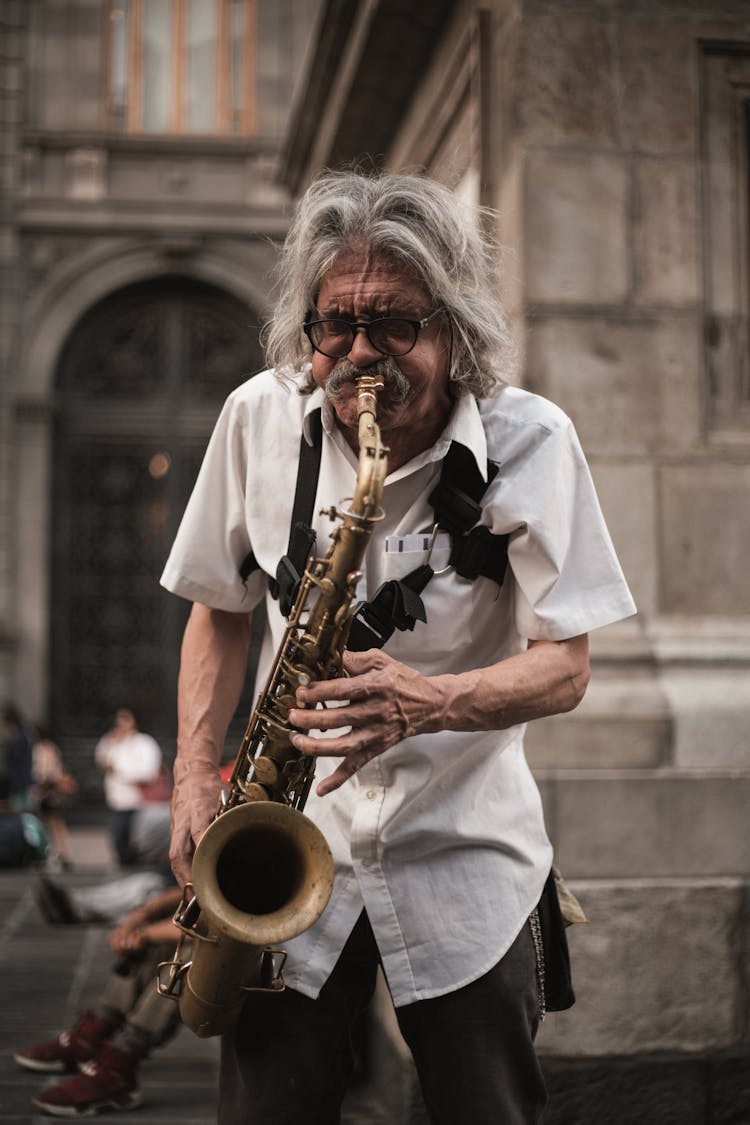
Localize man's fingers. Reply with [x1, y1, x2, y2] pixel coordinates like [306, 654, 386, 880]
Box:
[289, 703, 369, 730]
[316, 758, 362, 797]
[291, 730, 361, 757]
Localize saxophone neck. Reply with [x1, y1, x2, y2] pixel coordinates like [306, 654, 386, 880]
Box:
[353, 375, 388, 512]
[355, 374, 385, 427]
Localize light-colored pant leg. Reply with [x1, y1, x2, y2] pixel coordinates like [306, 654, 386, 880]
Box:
[72, 872, 171, 922]
[123, 946, 182, 1049]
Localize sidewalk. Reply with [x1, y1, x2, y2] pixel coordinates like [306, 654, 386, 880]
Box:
[0, 823, 220, 1125]
[0, 824, 398, 1125]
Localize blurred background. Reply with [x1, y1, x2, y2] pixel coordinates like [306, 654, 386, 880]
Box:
[0, 0, 748, 1120]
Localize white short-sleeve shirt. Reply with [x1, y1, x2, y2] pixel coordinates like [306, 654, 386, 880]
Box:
[161, 369, 636, 1006]
[94, 732, 162, 812]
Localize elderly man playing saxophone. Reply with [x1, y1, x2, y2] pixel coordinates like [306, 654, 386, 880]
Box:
[161, 170, 635, 1125]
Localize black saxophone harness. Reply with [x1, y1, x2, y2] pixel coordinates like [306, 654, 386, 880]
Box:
[239, 409, 510, 651]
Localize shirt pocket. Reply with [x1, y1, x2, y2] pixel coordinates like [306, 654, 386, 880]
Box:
[420, 546, 479, 662]
[384, 539, 479, 667]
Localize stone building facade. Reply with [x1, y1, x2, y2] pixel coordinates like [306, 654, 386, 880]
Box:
[281, 1, 750, 1120]
[1, 0, 749, 1119]
[0, 0, 320, 775]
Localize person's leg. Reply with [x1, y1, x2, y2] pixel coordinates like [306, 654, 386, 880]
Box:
[111, 810, 135, 866]
[43, 810, 73, 867]
[96, 958, 144, 1023]
[395, 922, 547, 1125]
[73, 871, 171, 923]
[28, 952, 179, 1117]
[220, 912, 380, 1125]
[117, 946, 182, 1053]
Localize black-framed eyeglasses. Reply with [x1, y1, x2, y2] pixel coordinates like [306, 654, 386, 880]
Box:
[303, 308, 446, 359]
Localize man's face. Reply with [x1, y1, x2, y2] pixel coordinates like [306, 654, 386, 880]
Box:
[310, 250, 453, 452]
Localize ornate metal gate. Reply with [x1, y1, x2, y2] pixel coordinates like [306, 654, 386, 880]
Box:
[51, 278, 263, 775]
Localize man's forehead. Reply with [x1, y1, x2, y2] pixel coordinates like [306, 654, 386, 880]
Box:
[316, 248, 429, 307]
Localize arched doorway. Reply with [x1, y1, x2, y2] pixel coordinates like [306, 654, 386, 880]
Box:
[51, 278, 263, 781]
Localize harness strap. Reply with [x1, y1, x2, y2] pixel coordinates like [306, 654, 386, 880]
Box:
[239, 410, 323, 616]
[240, 416, 510, 649]
[346, 564, 432, 652]
[428, 442, 507, 583]
[346, 444, 508, 651]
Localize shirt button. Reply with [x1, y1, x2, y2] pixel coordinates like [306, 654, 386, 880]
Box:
[366, 789, 377, 800]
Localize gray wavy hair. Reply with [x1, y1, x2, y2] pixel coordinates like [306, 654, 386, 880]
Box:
[263, 170, 515, 396]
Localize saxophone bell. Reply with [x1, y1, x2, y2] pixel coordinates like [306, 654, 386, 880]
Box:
[158, 802, 334, 1038]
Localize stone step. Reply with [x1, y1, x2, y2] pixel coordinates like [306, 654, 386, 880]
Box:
[536, 876, 747, 1059]
[534, 768, 750, 879]
[525, 661, 750, 771]
[361, 876, 750, 1118]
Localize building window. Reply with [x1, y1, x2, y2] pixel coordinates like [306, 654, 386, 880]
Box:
[106, 0, 256, 135]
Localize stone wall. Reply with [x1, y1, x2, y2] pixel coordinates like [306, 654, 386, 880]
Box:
[0, 0, 28, 701]
[376, 1, 750, 1117]
[0, 0, 322, 720]
[510, 5, 750, 1113]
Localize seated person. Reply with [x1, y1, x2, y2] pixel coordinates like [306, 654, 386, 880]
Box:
[15, 886, 184, 1118]
[0, 773, 48, 867]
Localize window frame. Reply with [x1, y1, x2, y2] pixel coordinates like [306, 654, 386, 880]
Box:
[103, 0, 257, 138]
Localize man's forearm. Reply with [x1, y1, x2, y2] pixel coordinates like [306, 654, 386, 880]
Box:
[170, 604, 253, 885]
[294, 634, 592, 797]
[176, 603, 252, 771]
[433, 634, 590, 733]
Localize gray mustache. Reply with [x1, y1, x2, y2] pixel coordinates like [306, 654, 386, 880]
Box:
[326, 359, 411, 404]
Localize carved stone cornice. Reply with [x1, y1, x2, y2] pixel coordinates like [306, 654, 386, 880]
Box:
[281, 0, 458, 194]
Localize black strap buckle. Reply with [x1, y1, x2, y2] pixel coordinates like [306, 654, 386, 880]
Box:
[346, 567, 433, 652]
[274, 556, 302, 618]
[428, 480, 482, 536]
[274, 523, 317, 618]
[450, 526, 510, 584]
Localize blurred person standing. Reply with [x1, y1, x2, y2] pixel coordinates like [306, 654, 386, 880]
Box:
[95, 709, 161, 867]
[2, 703, 34, 810]
[32, 724, 77, 870]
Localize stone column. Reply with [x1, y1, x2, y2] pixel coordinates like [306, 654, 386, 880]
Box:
[0, 1, 28, 701]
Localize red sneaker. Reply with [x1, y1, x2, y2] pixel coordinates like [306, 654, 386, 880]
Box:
[14, 1012, 116, 1074]
[32, 1043, 142, 1117]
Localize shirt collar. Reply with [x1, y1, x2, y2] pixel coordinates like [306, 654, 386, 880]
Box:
[435, 391, 489, 480]
[302, 383, 327, 445]
[302, 383, 488, 482]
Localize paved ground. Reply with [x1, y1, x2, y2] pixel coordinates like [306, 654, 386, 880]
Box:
[5, 824, 747, 1125]
[0, 825, 222, 1125]
[0, 822, 402, 1125]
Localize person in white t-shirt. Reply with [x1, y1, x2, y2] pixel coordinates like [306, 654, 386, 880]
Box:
[95, 709, 162, 867]
[161, 171, 636, 1125]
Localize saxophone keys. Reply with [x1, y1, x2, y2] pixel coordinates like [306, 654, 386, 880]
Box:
[244, 782, 271, 801]
[250, 757, 280, 787]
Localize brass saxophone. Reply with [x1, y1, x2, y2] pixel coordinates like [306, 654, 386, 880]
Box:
[158, 375, 388, 1038]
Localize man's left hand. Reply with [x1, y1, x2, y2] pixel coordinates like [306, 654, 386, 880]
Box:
[289, 634, 590, 797]
[288, 649, 442, 796]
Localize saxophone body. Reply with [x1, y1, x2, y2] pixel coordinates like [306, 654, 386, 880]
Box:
[159, 376, 388, 1038]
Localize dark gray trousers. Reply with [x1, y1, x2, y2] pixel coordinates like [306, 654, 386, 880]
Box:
[219, 912, 546, 1125]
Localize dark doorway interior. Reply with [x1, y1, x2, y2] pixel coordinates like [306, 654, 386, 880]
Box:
[51, 278, 264, 790]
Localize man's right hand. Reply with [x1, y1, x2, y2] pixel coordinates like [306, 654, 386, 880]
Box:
[169, 762, 224, 889]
